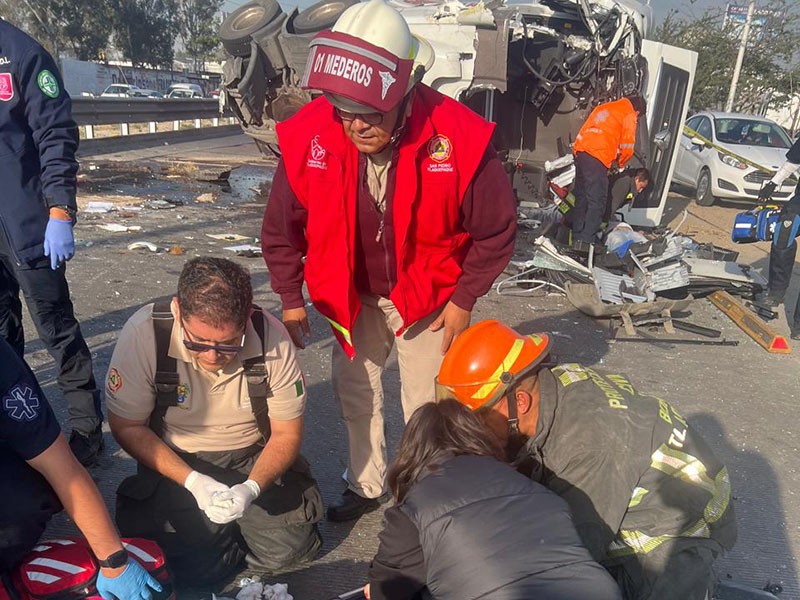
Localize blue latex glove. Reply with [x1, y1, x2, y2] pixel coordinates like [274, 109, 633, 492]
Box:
[96, 561, 162, 600]
[43, 217, 75, 270]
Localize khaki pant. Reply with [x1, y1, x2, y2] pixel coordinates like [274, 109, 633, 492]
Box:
[332, 294, 444, 498]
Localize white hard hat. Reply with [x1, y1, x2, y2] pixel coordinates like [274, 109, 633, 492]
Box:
[302, 0, 434, 113]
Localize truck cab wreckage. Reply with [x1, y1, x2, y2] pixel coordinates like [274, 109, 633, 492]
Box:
[220, 0, 696, 228]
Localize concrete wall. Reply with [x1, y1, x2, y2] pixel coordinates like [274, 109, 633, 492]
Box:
[61, 58, 220, 97]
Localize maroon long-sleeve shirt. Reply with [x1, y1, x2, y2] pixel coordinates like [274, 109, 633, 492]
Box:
[261, 144, 516, 313]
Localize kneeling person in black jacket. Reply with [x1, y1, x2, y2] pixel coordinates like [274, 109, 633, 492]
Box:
[366, 399, 622, 600]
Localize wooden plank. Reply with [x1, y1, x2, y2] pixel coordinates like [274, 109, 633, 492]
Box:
[708, 290, 791, 354]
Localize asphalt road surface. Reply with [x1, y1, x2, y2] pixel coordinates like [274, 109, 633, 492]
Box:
[23, 133, 799, 599]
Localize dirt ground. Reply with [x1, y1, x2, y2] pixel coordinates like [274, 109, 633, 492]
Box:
[21, 136, 800, 599]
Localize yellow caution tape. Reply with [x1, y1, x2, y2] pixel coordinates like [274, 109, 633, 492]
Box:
[682, 125, 776, 175]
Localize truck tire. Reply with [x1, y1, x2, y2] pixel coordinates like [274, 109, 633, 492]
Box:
[291, 0, 360, 35]
[220, 0, 282, 57]
[695, 168, 716, 207]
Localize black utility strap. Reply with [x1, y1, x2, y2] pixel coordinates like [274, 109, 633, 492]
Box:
[150, 300, 179, 438]
[242, 307, 271, 440]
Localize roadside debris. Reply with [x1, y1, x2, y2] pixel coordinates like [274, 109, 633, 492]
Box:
[82, 201, 115, 214]
[224, 244, 262, 257]
[167, 245, 185, 256]
[127, 241, 159, 252]
[142, 198, 183, 210]
[708, 291, 791, 354]
[195, 192, 218, 203]
[208, 233, 251, 241]
[97, 223, 142, 233]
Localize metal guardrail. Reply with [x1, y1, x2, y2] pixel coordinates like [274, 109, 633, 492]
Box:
[71, 97, 232, 139]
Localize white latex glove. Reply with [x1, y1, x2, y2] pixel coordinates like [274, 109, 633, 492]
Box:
[205, 479, 261, 525]
[184, 470, 232, 516]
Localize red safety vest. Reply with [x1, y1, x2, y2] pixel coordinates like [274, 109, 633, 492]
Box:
[573, 97, 638, 168]
[277, 85, 494, 357]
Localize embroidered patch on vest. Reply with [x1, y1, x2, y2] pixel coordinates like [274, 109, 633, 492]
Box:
[37, 69, 59, 98]
[307, 135, 328, 170]
[426, 135, 454, 173]
[0, 72, 14, 102]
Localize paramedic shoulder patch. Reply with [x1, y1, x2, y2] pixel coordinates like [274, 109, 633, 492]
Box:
[3, 384, 41, 422]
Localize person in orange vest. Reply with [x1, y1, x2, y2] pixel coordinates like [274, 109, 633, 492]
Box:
[261, 0, 517, 521]
[571, 96, 648, 243]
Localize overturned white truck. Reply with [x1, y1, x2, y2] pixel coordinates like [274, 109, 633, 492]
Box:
[220, 0, 697, 227]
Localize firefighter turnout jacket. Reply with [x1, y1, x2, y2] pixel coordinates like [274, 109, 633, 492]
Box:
[516, 364, 737, 567]
[0, 20, 79, 264]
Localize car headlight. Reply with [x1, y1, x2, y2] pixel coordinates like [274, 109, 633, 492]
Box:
[717, 152, 747, 170]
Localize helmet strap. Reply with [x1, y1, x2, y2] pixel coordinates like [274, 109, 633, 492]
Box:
[500, 372, 520, 434]
[389, 91, 414, 147]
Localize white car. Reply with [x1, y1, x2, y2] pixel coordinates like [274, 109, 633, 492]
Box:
[100, 84, 145, 98]
[672, 111, 797, 206]
[166, 88, 204, 99]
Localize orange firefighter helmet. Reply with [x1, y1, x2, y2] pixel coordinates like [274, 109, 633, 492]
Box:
[436, 320, 551, 411]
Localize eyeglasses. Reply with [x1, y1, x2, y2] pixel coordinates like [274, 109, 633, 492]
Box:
[180, 319, 245, 355]
[335, 107, 384, 126]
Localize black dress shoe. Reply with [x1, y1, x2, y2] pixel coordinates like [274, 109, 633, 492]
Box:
[326, 489, 388, 522]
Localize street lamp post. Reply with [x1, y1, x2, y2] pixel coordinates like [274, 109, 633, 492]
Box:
[725, 0, 756, 112]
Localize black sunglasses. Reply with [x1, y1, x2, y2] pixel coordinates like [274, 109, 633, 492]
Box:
[335, 107, 384, 126]
[180, 319, 245, 355]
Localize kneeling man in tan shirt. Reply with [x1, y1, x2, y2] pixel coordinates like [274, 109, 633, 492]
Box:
[106, 257, 322, 586]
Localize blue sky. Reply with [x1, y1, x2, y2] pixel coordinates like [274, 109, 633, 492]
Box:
[221, 0, 729, 24]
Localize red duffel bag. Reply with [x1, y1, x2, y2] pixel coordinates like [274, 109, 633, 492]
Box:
[2, 537, 174, 600]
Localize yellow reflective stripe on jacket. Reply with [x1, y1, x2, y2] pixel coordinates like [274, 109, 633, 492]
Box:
[704, 467, 731, 524]
[471, 339, 524, 401]
[324, 316, 352, 347]
[609, 455, 731, 557]
[551, 364, 589, 388]
[650, 444, 716, 495]
[628, 487, 648, 508]
[609, 519, 712, 557]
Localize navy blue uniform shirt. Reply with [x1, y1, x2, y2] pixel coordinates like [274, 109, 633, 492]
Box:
[0, 338, 60, 461]
[0, 19, 79, 264]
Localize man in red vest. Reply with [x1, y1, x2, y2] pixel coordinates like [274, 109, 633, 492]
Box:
[262, 0, 517, 521]
[571, 96, 647, 243]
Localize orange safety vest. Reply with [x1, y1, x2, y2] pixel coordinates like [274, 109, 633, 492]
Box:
[277, 85, 494, 358]
[573, 98, 638, 169]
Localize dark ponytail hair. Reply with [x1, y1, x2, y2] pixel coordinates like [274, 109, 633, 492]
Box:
[388, 399, 504, 502]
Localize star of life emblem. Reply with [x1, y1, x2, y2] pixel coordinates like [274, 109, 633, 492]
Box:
[3, 384, 41, 422]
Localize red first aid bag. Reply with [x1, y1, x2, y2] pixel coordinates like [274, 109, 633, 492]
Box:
[3, 537, 174, 600]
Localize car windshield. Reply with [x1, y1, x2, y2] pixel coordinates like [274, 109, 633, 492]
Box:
[714, 118, 791, 148]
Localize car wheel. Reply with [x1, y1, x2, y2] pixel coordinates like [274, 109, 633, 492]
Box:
[292, 0, 360, 35]
[695, 168, 715, 207]
[220, 0, 282, 57]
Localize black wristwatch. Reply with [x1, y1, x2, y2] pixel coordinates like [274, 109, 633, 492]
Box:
[98, 548, 129, 569]
[49, 204, 78, 225]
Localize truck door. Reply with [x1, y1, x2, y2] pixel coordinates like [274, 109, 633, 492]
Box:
[618, 41, 697, 227]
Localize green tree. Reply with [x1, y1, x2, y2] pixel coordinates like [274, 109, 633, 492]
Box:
[177, 0, 224, 72]
[110, 0, 179, 67]
[652, 1, 800, 113]
[0, 0, 112, 62]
